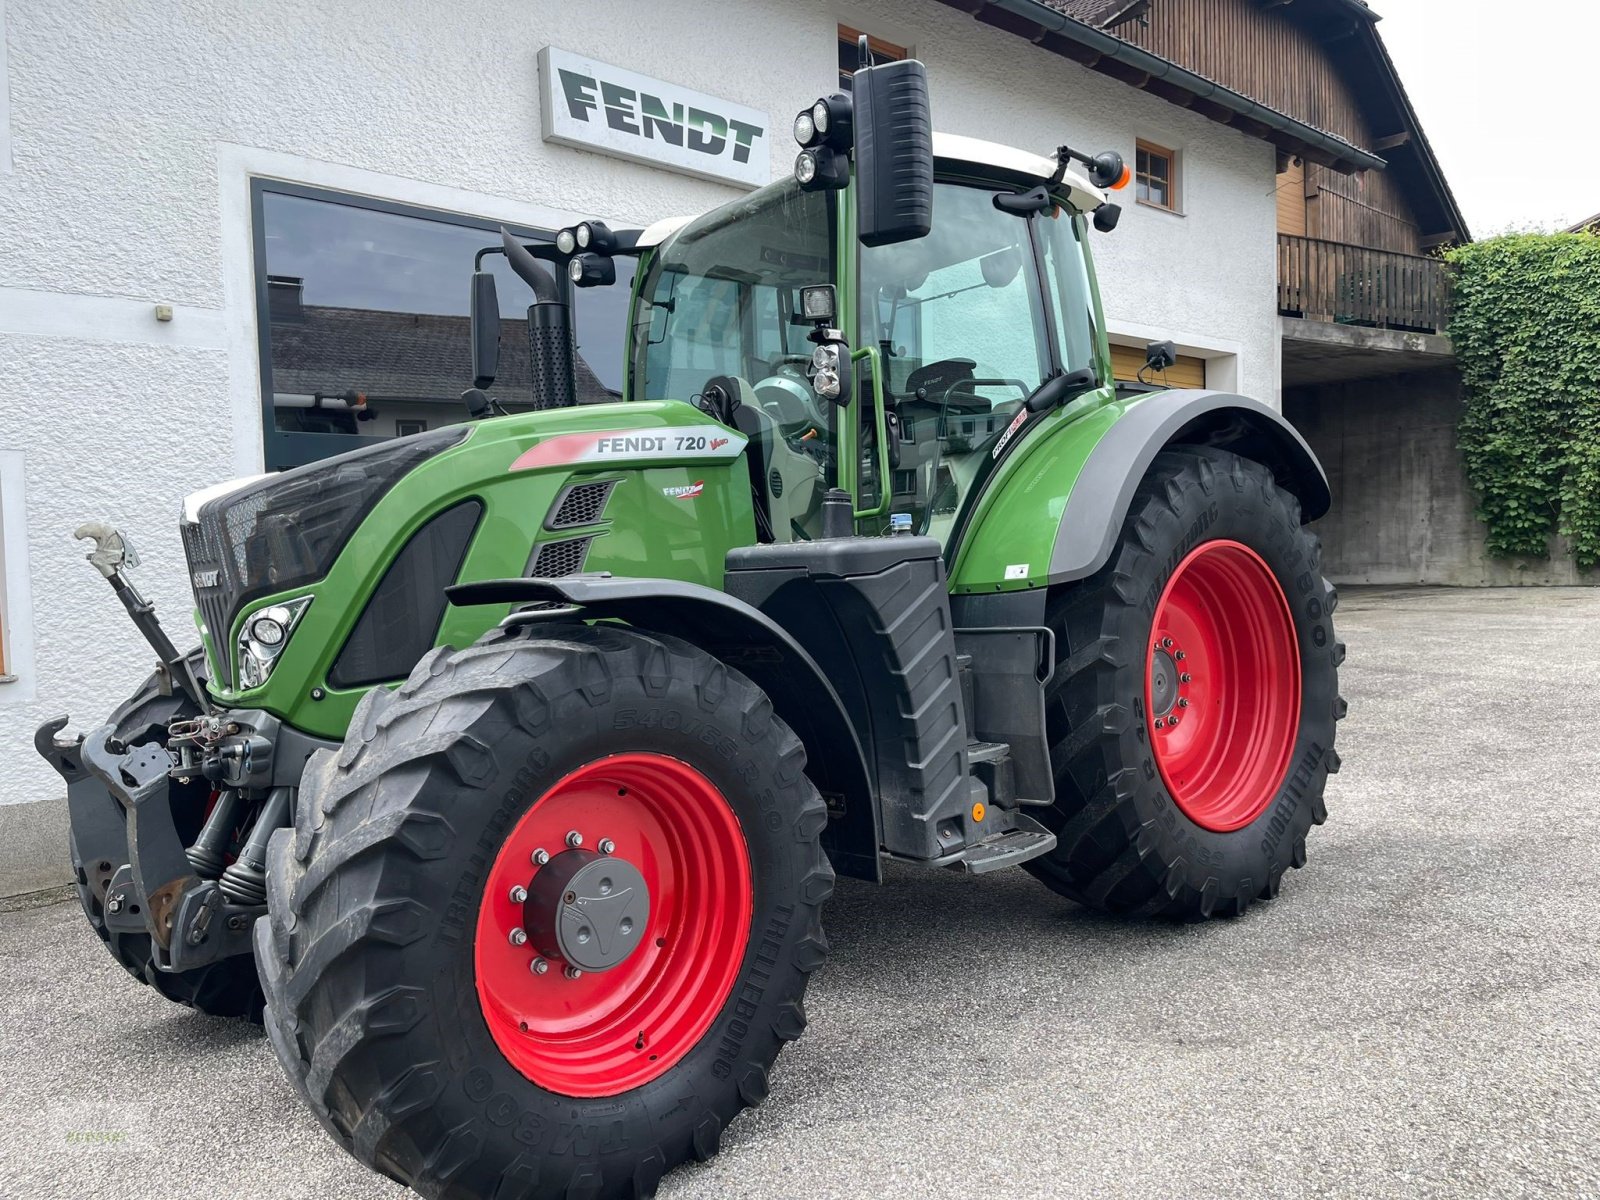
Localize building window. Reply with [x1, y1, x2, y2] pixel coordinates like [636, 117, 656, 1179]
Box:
[252, 181, 634, 471]
[0, 449, 34, 696]
[838, 25, 908, 89]
[1135, 140, 1178, 212]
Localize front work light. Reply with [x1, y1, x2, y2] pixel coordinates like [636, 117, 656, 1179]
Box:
[555, 227, 578, 255]
[800, 284, 836, 322]
[794, 110, 818, 147]
[568, 253, 616, 287]
[575, 220, 617, 253]
[795, 147, 849, 191]
[794, 93, 852, 150]
[810, 93, 852, 148]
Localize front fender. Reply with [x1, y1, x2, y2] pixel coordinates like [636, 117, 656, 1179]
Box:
[448, 575, 880, 882]
[948, 389, 1329, 593]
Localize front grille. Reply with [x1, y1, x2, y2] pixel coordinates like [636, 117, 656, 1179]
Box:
[545, 480, 615, 530]
[528, 536, 593, 578]
[183, 519, 235, 687]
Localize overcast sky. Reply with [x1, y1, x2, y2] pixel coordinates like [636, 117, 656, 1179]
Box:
[1374, 0, 1600, 237]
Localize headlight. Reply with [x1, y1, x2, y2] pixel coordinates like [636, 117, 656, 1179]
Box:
[794, 150, 818, 186]
[249, 613, 286, 646]
[555, 227, 577, 255]
[811, 100, 829, 134]
[794, 111, 816, 146]
[237, 596, 312, 689]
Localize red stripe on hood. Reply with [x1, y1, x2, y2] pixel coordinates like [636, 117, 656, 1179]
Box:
[507, 432, 609, 472]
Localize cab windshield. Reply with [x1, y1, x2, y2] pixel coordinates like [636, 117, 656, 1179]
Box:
[630, 180, 838, 539]
[630, 180, 836, 404]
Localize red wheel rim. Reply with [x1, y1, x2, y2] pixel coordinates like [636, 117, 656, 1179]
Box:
[474, 753, 752, 1097]
[1145, 540, 1301, 833]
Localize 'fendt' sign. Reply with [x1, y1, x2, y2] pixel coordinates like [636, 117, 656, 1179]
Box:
[538, 47, 770, 189]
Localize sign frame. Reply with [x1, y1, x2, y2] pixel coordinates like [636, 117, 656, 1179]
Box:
[537, 46, 771, 189]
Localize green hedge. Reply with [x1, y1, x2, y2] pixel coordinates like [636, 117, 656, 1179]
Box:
[1445, 232, 1600, 569]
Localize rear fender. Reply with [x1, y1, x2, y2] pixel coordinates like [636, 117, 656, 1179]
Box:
[948, 389, 1328, 592]
[448, 576, 880, 882]
[1050, 390, 1329, 583]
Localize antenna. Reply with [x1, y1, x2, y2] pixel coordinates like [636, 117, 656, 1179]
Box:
[858, 33, 873, 71]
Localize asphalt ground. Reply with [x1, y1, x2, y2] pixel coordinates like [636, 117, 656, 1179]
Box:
[4, 586, 1599, 1200]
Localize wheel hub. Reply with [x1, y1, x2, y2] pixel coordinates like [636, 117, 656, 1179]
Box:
[523, 848, 650, 973]
[1149, 646, 1180, 717]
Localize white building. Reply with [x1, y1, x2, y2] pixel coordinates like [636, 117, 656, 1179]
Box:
[0, 0, 1354, 889]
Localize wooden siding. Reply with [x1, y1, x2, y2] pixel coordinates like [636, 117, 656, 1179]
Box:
[1108, 0, 1424, 254]
[1108, 0, 1369, 146]
[1111, 343, 1207, 388]
[1276, 156, 1306, 237]
[1306, 162, 1420, 254]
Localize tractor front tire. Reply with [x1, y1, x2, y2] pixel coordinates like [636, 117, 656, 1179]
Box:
[255, 622, 832, 1199]
[70, 653, 264, 1020]
[1026, 447, 1345, 919]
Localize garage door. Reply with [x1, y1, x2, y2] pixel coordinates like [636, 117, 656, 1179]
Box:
[1110, 343, 1207, 389]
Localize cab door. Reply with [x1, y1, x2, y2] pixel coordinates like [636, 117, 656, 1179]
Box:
[851, 178, 1058, 541]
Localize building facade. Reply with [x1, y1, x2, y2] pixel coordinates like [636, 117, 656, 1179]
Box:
[0, 0, 1428, 885]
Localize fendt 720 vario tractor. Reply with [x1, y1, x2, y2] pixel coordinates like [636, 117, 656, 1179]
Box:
[39, 50, 1343, 1200]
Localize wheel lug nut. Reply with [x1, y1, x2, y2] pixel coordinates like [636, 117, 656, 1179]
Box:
[1161, 637, 1173, 649]
[509, 885, 528, 903]
[1177, 698, 1189, 709]
[1180, 673, 1192, 683]
[1175, 650, 1186, 661]
[509, 927, 528, 946]
[564, 965, 583, 980]
[531, 848, 549, 867]
[565, 830, 583, 849]
[1169, 714, 1180, 726]
[598, 838, 615, 855]
[1154, 718, 1165, 729]
[530, 957, 548, 975]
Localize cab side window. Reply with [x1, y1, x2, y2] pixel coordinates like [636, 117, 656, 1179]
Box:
[858, 182, 1051, 539]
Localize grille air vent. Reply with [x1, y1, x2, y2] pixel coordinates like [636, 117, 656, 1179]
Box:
[546, 480, 616, 530]
[528, 536, 593, 578]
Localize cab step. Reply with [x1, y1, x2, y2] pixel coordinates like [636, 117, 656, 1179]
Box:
[952, 811, 1056, 875]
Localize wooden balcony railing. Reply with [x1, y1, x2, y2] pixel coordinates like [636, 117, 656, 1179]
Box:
[1277, 234, 1451, 334]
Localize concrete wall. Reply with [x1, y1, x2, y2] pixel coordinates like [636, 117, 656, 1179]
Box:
[1285, 367, 1593, 587]
[0, 0, 1281, 890]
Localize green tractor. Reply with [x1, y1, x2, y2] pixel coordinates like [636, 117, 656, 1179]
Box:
[39, 50, 1342, 1200]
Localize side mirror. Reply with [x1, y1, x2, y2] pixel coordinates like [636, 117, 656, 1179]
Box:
[853, 57, 933, 247]
[470, 270, 500, 389]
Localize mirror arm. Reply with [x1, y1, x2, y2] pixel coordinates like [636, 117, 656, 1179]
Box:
[1025, 365, 1100, 412]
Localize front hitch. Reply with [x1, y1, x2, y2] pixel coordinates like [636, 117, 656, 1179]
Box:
[40, 718, 262, 971]
[74, 521, 208, 712]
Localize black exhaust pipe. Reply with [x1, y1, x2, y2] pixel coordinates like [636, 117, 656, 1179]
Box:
[500, 227, 578, 410]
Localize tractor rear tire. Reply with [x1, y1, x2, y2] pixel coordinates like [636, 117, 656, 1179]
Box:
[70, 653, 264, 1020]
[1026, 447, 1346, 919]
[255, 621, 833, 1199]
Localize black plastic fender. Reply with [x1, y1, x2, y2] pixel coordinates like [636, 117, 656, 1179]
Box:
[448, 575, 881, 881]
[1050, 389, 1331, 583]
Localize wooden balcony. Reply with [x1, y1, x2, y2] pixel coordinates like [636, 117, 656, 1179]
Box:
[1277, 234, 1451, 335]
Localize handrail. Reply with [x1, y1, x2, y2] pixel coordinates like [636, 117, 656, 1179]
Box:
[1276, 233, 1450, 334]
[851, 345, 893, 521]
